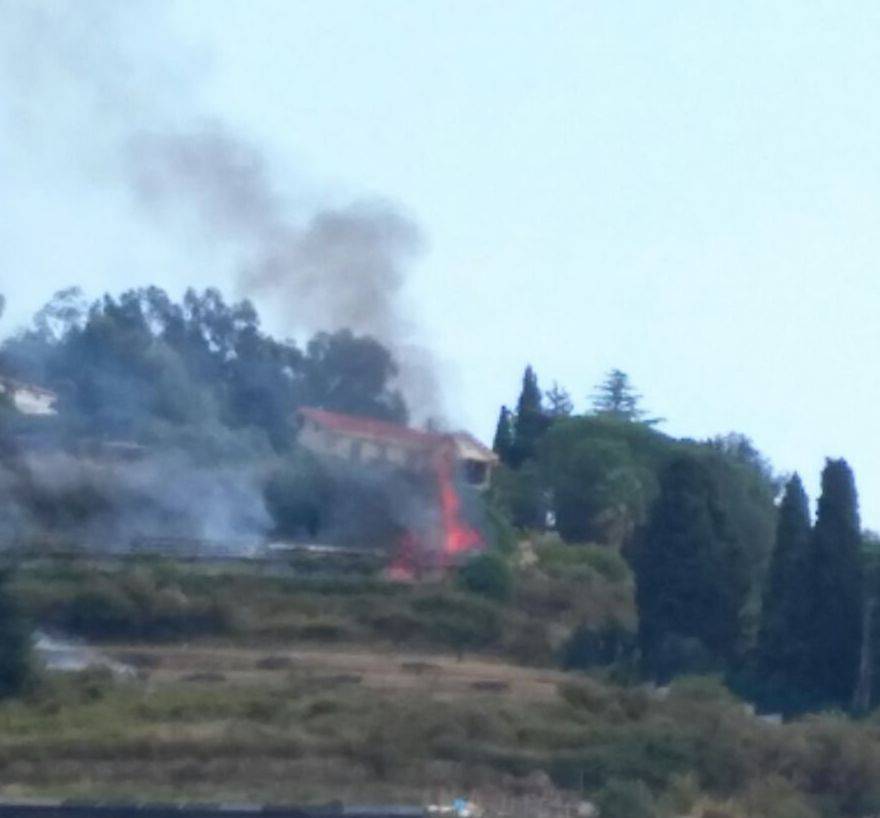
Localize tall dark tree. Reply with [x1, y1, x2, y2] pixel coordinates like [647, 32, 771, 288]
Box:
[636, 454, 750, 681]
[756, 474, 813, 694]
[809, 458, 864, 706]
[592, 369, 654, 423]
[0, 569, 30, 697]
[510, 365, 548, 466]
[492, 406, 514, 465]
[545, 382, 574, 418]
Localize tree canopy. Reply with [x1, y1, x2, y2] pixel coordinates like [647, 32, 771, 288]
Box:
[1, 286, 407, 455]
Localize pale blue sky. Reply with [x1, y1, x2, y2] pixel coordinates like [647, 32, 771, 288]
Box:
[2, 1, 880, 523]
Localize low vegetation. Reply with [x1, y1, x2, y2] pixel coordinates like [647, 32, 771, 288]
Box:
[0, 660, 877, 817]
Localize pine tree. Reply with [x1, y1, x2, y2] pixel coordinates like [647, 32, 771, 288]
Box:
[756, 474, 813, 695]
[636, 455, 750, 681]
[545, 382, 574, 418]
[809, 458, 864, 707]
[510, 365, 548, 466]
[491, 405, 514, 465]
[591, 369, 656, 423]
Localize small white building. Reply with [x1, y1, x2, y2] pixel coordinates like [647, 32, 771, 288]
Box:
[0, 377, 57, 416]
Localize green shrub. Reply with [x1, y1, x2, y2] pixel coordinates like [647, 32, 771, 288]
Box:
[47, 571, 235, 641]
[505, 620, 555, 666]
[558, 678, 616, 716]
[457, 552, 514, 602]
[741, 776, 820, 818]
[595, 778, 657, 818]
[535, 541, 631, 583]
[562, 619, 635, 670]
[411, 594, 504, 657]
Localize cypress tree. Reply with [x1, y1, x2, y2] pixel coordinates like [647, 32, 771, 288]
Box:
[510, 365, 547, 466]
[0, 569, 30, 697]
[756, 474, 813, 697]
[809, 458, 864, 706]
[636, 454, 749, 681]
[492, 406, 515, 466]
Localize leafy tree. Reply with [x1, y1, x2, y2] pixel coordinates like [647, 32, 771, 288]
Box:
[545, 382, 574, 418]
[636, 454, 751, 680]
[491, 405, 514, 465]
[303, 329, 407, 423]
[545, 434, 644, 545]
[809, 458, 864, 707]
[1, 288, 408, 453]
[591, 369, 654, 423]
[0, 569, 31, 697]
[538, 415, 672, 547]
[755, 474, 813, 702]
[509, 365, 548, 466]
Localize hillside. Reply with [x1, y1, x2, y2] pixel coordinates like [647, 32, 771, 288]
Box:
[2, 556, 879, 818]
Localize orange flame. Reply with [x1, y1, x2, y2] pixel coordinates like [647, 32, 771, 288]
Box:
[388, 439, 484, 579]
[435, 443, 483, 566]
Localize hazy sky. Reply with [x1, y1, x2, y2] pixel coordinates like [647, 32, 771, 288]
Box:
[2, 1, 880, 523]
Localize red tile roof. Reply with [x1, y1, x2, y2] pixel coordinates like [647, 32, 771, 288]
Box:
[299, 407, 446, 450]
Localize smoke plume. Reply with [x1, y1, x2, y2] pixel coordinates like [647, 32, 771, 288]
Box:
[0, 1, 455, 555]
[1, 0, 443, 419]
[0, 451, 271, 553]
[128, 130, 440, 417]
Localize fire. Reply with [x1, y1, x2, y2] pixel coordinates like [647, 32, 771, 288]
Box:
[388, 441, 485, 579]
[435, 443, 483, 564]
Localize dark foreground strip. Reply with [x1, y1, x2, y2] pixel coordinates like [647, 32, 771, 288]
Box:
[0, 805, 425, 818]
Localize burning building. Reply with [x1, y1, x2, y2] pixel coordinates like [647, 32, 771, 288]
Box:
[296, 408, 498, 575]
[297, 408, 497, 489]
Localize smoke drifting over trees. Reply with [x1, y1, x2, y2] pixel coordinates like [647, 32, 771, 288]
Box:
[0, 286, 412, 551]
[0, 1, 442, 418]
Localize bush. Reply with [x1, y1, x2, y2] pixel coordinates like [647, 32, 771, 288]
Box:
[535, 540, 631, 583]
[741, 776, 820, 818]
[562, 619, 635, 670]
[413, 593, 504, 658]
[0, 569, 32, 697]
[506, 620, 555, 666]
[48, 570, 236, 641]
[595, 778, 657, 818]
[559, 678, 617, 716]
[482, 499, 518, 555]
[650, 634, 719, 683]
[457, 552, 513, 602]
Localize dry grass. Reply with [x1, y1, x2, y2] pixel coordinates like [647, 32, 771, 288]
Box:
[104, 643, 569, 701]
[0, 651, 874, 817]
